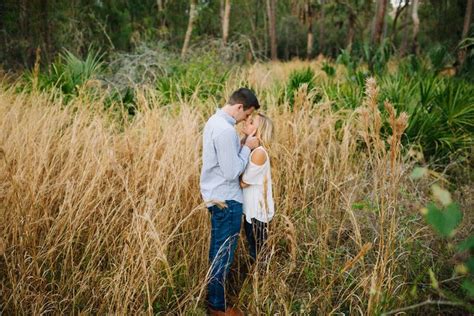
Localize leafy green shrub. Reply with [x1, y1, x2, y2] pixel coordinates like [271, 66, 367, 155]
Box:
[458, 36, 474, 81]
[321, 61, 336, 77]
[23, 49, 104, 98]
[156, 52, 230, 104]
[378, 69, 473, 161]
[363, 38, 394, 74]
[397, 54, 427, 77]
[57, 49, 103, 94]
[336, 49, 357, 76]
[412, 78, 473, 160]
[322, 80, 363, 109]
[427, 44, 455, 73]
[104, 87, 136, 116]
[284, 67, 316, 107]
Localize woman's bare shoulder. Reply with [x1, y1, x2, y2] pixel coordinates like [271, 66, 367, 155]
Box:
[251, 147, 267, 166]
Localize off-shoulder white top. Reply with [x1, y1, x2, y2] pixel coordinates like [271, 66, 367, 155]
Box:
[242, 146, 274, 223]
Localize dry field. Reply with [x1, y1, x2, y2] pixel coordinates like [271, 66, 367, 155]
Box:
[0, 64, 465, 314]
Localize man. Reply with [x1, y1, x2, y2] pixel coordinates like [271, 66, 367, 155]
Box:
[200, 88, 260, 315]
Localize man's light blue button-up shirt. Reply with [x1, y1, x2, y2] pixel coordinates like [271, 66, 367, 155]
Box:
[200, 109, 251, 206]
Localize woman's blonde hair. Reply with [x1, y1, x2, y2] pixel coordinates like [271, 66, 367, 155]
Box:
[256, 113, 274, 147]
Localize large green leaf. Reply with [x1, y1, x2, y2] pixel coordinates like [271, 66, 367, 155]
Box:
[410, 167, 427, 180]
[462, 279, 474, 298]
[466, 257, 474, 275]
[458, 236, 474, 252]
[425, 202, 462, 237]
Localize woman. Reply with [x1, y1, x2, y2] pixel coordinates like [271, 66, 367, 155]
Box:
[240, 113, 275, 260]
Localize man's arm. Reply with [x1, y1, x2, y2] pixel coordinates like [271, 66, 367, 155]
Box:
[215, 128, 251, 181]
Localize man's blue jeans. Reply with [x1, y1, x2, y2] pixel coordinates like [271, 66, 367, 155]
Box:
[207, 200, 242, 311]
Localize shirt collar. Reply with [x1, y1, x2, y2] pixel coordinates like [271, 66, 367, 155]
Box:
[216, 108, 236, 125]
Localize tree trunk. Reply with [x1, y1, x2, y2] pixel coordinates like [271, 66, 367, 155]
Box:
[181, 0, 197, 58]
[221, 0, 231, 45]
[18, 0, 29, 65]
[305, 1, 314, 59]
[391, 0, 409, 44]
[319, 0, 325, 54]
[462, 0, 473, 39]
[458, 0, 473, 68]
[307, 31, 314, 59]
[266, 0, 278, 60]
[157, 0, 167, 32]
[411, 0, 420, 55]
[346, 11, 356, 53]
[220, 0, 224, 27]
[255, 0, 260, 32]
[400, 1, 411, 56]
[285, 21, 290, 59]
[371, 0, 388, 46]
[19, 0, 27, 35]
[40, 0, 50, 64]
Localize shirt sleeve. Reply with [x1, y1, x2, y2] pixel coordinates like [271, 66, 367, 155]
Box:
[214, 127, 251, 181]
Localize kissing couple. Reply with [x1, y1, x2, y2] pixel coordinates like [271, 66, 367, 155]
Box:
[200, 88, 275, 315]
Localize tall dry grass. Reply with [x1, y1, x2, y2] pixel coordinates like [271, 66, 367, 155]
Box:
[0, 72, 432, 314]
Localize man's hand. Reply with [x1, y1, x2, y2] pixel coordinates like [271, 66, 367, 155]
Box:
[240, 135, 247, 146]
[244, 130, 259, 150]
[240, 175, 249, 188]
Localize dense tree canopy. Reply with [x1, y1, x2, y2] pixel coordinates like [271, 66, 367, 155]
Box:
[0, 0, 472, 70]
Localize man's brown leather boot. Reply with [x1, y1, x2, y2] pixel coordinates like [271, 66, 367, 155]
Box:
[208, 306, 244, 316]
